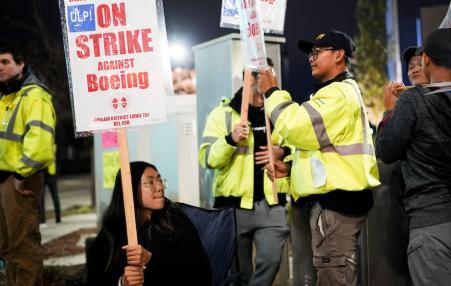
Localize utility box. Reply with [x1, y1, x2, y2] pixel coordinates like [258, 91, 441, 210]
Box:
[193, 33, 285, 207]
[93, 95, 200, 221]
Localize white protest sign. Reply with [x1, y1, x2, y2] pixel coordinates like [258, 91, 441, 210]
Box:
[237, 0, 268, 69]
[221, 0, 286, 35]
[59, 0, 173, 133]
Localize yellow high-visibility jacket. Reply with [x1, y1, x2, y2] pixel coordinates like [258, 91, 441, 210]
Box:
[198, 97, 292, 209]
[0, 74, 56, 178]
[265, 75, 380, 200]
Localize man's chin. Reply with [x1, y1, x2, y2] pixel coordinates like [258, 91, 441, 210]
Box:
[311, 70, 321, 79]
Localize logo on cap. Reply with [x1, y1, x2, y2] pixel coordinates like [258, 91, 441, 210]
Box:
[316, 34, 326, 40]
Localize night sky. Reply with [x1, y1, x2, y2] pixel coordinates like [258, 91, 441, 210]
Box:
[2, 0, 447, 101]
[0, 0, 360, 102]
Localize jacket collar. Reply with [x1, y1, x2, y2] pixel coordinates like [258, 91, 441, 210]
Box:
[229, 87, 243, 114]
[313, 71, 354, 93]
[0, 71, 50, 96]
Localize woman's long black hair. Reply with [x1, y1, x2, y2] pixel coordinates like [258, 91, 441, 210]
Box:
[100, 161, 179, 270]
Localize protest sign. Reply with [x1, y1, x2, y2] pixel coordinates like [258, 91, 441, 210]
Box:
[237, 0, 268, 69]
[59, 0, 173, 134]
[59, 0, 173, 249]
[221, 0, 287, 35]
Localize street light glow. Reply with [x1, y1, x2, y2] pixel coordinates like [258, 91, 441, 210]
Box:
[169, 43, 187, 63]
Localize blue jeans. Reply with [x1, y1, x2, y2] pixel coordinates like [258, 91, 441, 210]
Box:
[235, 200, 289, 286]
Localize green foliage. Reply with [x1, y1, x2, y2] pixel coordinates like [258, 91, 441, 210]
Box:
[353, 0, 388, 124]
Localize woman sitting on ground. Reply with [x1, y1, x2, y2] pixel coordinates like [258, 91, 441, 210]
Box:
[87, 161, 211, 286]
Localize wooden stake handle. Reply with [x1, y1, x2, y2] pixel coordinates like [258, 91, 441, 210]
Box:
[240, 69, 252, 123]
[118, 128, 138, 246]
[264, 101, 278, 203]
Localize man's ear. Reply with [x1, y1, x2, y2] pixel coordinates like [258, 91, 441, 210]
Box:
[336, 49, 345, 64]
[421, 53, 431, 80]
[17, 61, 25, 73]
[422, 53, 430, 68]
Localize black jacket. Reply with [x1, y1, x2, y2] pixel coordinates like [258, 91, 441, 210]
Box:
[376, 86, 451, 228]
[86, 207, 212, 285]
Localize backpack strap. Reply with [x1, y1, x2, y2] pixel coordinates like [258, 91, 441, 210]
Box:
[423, 82, 451, 95]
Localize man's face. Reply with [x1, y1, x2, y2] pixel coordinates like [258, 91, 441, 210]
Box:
[308, 46, 337, 81]
[0, 53, 24, 84]
[407, 55, 428, 85]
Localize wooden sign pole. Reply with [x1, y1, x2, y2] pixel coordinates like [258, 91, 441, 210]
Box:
[264, 99, 278, 203]
[117, 128, 138, 246]
[240, 69, 253, 123]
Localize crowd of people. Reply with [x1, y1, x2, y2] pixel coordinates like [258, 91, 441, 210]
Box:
[0, 17, 449, 286]
[200, 27, 451, 286]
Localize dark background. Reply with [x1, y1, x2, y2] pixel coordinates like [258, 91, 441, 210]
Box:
[0, 0, 448, 174]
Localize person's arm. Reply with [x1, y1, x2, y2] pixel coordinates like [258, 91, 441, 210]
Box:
[120, 266, 145, 286]
[273, 141, 294, 178]
[383, 81, 406, 110]
[122, 244, 151, 266]
[16, 89, 56, 178]
[258, 69, 355, 150]
[266, 87, 353, 152]
[256, 141, 293, 179]
[376, 90, 417, 163]
[198, 106, 241, 169]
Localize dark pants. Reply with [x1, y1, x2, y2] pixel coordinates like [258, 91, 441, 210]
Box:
[40, 173, 61, 223]
[407, 221, 451, 286]
[0, 174, 44, 286]
[291, 203, 316, 286]
[310, 204, 366, 286]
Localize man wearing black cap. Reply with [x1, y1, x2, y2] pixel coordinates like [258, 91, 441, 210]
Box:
[384, 46, 429, 110]
[403, 46, 429, 86]
[258, 30, 380, 285]
[376, 28, 451, 285]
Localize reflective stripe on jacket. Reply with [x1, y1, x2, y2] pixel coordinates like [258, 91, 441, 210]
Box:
[0, 84, 56, 177]
[265, 78, 380, 200]
[198, 99, 291, 209]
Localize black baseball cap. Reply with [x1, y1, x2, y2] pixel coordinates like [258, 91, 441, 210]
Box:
[298, 30, 356, 58]
[423, 28, 451, 68]
[402, 46, 423, 65]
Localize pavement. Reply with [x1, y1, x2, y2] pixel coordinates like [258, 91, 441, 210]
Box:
[40, 174, 97, 266]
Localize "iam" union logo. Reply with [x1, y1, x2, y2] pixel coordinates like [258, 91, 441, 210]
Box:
[111, 95, 129, 112]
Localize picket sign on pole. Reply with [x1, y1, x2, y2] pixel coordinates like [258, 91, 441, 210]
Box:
[237, 0, 277, 201]
[58, 0, 173, 252]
